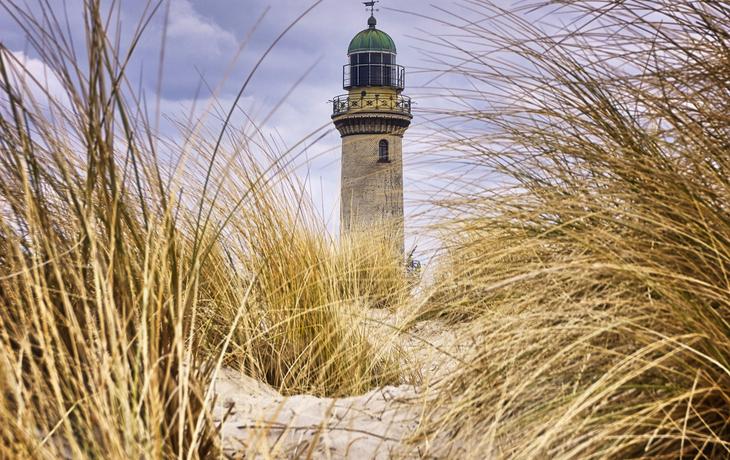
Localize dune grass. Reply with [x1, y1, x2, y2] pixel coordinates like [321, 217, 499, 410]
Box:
[412, 1, 730, 458]
[0, 1, 412, 458]
[3, 0, 730, 459]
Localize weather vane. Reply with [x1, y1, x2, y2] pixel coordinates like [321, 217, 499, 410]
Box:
[364, 1, 379, 16]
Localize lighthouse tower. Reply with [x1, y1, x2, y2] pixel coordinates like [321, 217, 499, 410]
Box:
[332, 3, 412, 254]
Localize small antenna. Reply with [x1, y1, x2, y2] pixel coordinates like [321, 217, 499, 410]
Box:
[363, 1, 379, 16]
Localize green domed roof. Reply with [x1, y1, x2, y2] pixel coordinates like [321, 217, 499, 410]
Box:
[347, 17, 397, 54]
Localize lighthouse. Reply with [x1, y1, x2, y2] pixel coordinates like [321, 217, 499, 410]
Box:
[332, 2, 412, 254]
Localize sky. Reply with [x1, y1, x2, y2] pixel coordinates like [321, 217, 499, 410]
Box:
[1, 0, 546, 254]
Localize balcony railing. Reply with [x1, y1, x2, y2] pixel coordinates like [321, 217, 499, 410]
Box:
[343, 64, 405, 89]
[332, 94, 412, 115]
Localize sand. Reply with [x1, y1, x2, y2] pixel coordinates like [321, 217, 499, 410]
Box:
[212, 311, 469, 459]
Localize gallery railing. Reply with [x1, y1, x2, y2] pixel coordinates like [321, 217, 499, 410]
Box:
[331, 94, 412, 116]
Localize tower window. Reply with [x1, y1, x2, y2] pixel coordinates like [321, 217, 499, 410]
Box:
[378, 139, 389, 162]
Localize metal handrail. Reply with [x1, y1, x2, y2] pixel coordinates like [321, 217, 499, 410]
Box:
[332, 94, 412, 115]
[343, 63, 405, 89]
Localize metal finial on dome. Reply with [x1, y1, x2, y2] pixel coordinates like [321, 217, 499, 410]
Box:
[364, 1, 379, 25]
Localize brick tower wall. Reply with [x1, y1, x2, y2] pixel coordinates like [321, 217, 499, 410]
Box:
[340, 132, 404, 252]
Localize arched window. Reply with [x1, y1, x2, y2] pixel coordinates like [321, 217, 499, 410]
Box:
[378, 139, 389, 162]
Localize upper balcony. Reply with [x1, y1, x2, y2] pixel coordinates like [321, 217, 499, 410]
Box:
[332, 93, 411, 116]
[343, 63, 405, 90]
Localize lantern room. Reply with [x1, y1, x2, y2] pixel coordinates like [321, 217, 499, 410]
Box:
[343, 16, 405, 90]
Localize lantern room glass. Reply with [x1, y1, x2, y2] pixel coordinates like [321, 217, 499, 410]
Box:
[348, 52, 397, 87]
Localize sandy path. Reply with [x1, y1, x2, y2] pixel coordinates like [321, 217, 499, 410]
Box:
[213, 369, 427, 459]
[212, 311, 468, 459]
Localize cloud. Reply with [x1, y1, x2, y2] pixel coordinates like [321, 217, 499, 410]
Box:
[0, 49, 71, 112]
[166, 0, 238, 60]
[1, 0, 538, 243]
[125, 0, 243, 101]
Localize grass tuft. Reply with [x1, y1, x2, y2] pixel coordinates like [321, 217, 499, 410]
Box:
[413, 1, 730, 458]
[0, 0, 408, 457]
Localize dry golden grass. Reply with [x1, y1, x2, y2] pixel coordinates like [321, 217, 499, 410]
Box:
[411, 1, 730, 459]
[0, 0, 410, 458]
[2, 0, 730, 459]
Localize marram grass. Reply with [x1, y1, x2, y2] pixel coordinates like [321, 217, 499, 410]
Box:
[2, 0, 730, 459]
[414, 1, 730, 459]
[0, 0, 409, 458]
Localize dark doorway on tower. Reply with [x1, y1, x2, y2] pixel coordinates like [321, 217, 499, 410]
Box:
[378, 139, 390, 162]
